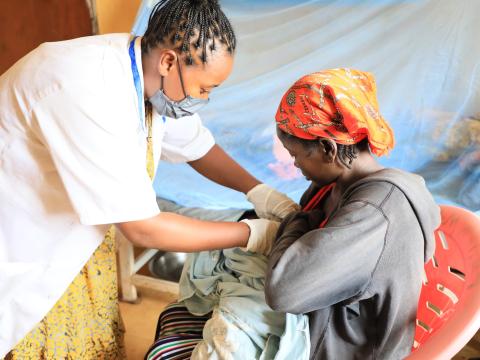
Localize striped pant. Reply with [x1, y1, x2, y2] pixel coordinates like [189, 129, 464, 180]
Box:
[145, 302, 211, 360]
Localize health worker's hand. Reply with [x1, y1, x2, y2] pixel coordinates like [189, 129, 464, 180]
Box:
[246, 184, 300, 221]
[240, 219, 281, 256]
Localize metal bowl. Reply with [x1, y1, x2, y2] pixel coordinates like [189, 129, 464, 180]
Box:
[148, 251, 187, 282]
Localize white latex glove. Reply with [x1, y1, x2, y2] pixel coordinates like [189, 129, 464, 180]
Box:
[241, 219, 281, 256]
[246, 183, 300, 221]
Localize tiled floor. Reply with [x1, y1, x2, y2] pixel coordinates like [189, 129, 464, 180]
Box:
[120, 291, 480, 360]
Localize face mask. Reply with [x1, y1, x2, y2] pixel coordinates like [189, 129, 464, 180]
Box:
[149, 57, 209, 119]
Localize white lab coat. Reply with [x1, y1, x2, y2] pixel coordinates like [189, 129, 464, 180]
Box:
[0, 34, 214, 356]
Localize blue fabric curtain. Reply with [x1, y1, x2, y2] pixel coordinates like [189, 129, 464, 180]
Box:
[133, 0, 480, 213]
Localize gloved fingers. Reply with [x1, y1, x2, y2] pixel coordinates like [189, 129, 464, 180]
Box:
[246, 183, 299, 220]
[241, 219, 281, 255]
[270, 199, 301, 218]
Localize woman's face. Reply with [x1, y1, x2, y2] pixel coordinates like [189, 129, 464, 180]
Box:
[278, 128, 340, 187]
[162, 49, 234, 101]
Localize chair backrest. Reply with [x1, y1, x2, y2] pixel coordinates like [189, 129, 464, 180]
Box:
[407, 205, 480, 360]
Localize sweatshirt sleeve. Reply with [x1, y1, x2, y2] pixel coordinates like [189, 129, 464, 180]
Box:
[265, 200, 388, 314]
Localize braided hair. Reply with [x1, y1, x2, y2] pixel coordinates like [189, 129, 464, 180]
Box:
[335, 142, 367, 168]
[141, 0, 236, 66]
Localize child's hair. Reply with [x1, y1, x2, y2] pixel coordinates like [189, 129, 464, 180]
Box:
[278, 130, 369, 169]
[141, 0, 236, 65]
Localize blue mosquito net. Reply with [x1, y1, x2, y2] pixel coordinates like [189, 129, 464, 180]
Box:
[132, 0, 480, 214]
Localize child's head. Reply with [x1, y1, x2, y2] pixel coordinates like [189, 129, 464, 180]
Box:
[142, 0, 236, 101]
[275, 68, 394, 186]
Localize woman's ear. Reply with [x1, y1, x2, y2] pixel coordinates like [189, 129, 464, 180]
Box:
[319, 138, 337, 163]
[157, 50, 178, 77]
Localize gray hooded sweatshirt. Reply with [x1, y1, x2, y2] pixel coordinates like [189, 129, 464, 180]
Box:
[265, 168, 441, 360]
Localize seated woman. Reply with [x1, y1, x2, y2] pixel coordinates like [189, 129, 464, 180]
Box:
[265, 68, 441, 359]
[145, 69, 441, 360]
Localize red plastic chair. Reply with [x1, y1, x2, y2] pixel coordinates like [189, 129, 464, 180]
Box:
[407, 205, 480, 359]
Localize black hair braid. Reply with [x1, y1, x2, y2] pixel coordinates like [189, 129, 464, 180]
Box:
[141, 0, 236, 65]
[206, 6, 217, 52]
[180, 7, 196, 64]
[337, 144, 358, 169]
[169, 3, 188, 44]
[200, 11, 209, 63]
[218, 11, 235, 52]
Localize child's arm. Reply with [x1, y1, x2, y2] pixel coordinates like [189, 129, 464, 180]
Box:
[265, 201, 387, 314]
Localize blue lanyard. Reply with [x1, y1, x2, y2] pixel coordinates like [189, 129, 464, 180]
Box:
[128, 36, 145, 132]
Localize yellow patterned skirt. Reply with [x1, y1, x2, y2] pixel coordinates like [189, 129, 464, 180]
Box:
[7, 228, 126, 360]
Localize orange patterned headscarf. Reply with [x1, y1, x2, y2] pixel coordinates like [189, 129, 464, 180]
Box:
[275, 68, 394, 156]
